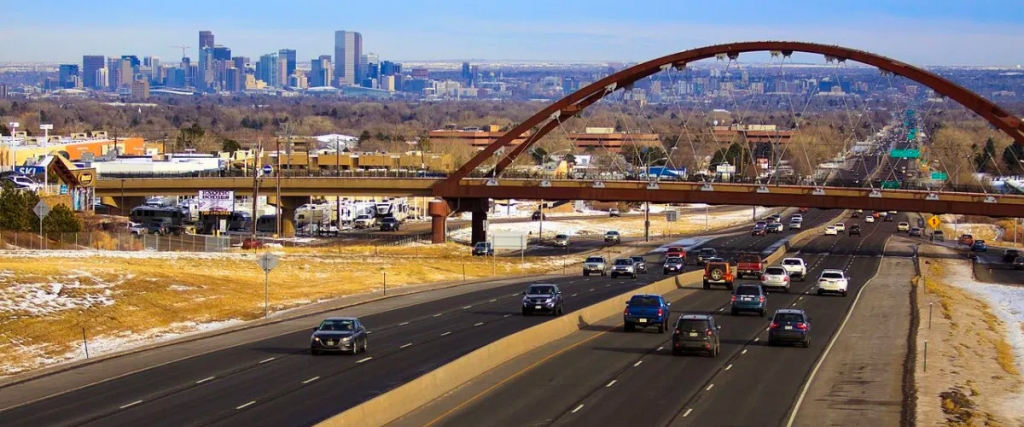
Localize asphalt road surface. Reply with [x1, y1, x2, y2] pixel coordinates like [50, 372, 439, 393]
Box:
[420, 212, 901, 427]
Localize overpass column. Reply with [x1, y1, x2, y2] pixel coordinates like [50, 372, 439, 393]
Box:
[472, 209, 488, 246]
[268, 196, 308, 237]
[428, 199, 450, 244]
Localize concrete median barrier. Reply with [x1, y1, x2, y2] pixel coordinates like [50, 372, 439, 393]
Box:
[316, 209, 850, 427]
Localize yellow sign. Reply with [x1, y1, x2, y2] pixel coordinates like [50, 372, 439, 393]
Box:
[927, 216, 941, 229]
[78, 172, 94, 185]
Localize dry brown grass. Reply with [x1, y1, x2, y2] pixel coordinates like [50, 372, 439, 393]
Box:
[0, 243, 571, 376]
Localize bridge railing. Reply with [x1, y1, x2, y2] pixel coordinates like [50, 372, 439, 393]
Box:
[97, 169, 449, 180]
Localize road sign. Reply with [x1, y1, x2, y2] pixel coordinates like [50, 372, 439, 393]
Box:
[493, 232, 527, 250]
[262, 165, 273, 176]
[931, 171, 948, 180]
[32, 201, 50, 219]
[889, 149, 920, 159]
[881, 181, 901, 189]
[665, 210, 678, 222]
[15, 166, 44, 175]
[258, 252, 279, 273]
[927, 216, 941, 229]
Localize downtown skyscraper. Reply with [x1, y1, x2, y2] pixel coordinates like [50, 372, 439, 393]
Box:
[334, 30, 362, 87]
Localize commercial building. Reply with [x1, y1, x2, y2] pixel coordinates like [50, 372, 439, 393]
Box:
[427, 127, 661, 153]
[0, 131, 146, 170]
[333, 30, 362, 86]
[261, 149, 453, 173]
[199, 30, 214, 49]
[711, 124, 794, 144]
[0, 84, 7, 98]
[279, 49, 297, 80]
[59, 64, 81, 89]
[82, 55, 106, 89]
[310, 55, 332, 87]
[131, 80, 150, 100]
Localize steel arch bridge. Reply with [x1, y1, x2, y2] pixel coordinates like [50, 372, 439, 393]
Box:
[427, 41, 1024, 243]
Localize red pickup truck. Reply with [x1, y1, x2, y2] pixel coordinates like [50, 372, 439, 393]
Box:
[736, 253, 766, 279]
[666, 246, 686, 262]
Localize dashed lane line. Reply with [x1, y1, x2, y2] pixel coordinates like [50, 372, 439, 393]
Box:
[119, 400, 142, 409]
[236, 401, 256, 410]
[259, 357, 275, 364]
[572, 404, 585, 414]
[400, 343, 413, 349]
[302, 376, 320, 384]
[195, 376, 215, 384]
[356, 357, 373, 364]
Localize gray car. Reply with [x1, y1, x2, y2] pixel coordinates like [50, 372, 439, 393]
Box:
[583, 256, 608, 276]
[310, 317, 368, 355]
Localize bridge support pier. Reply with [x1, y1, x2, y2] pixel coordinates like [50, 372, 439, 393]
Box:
[428, 199, 450, 244]
[267, 196, 308, 237]
[471, 209, 488, 246]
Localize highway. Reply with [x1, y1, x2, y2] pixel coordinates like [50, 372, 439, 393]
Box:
[413, 210, 899, 427]
[0, 210, 831, 427]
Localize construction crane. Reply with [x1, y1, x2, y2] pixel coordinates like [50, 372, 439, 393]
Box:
[170, 45, 190, 60]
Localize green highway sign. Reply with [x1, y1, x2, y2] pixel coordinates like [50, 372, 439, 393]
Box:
[881, 181, 901, 189]
[931, 171, 948, 180]
[890, 149, 920, 159]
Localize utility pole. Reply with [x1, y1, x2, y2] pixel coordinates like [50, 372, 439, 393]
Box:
[251, 140, 262, 246]
[276, 136, 283, 237]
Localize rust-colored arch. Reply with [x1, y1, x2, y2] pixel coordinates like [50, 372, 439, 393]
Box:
[438, 41, 1024, 191]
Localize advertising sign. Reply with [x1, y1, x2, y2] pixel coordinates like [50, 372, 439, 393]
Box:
[198, 190, 234, 215]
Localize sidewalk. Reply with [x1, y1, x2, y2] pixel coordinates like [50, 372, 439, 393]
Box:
[792, 238, 916, 427]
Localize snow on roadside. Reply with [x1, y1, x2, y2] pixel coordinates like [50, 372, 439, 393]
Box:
[650, 237, 721, 253]
[0, 272, 120, 316]
[943, 261, 1024, 378]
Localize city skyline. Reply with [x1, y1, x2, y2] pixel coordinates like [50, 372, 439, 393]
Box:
[1, 0, 1023, 66]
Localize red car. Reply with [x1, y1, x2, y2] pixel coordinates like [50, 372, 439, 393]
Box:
[798, 207, 809, 213]
[666, 246, 686, 260]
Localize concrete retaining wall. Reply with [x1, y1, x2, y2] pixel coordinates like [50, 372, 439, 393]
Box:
[316, 209, 849, 427]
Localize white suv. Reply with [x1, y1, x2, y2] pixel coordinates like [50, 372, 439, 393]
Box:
[780, 257, 807, 280]
[897, 222, 910, 232]
[816, 269, 849, 297]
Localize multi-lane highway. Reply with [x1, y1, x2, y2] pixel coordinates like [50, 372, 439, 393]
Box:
[408, 210, 899, 427]
[0, 209, 834, 427]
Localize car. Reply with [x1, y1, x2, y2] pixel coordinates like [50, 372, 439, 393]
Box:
[609, 208, 621, 217]
[1003, 249, 1022, 263]
[472, 242, 494, 256]
[379, 217, 400, 231]
[531, 211, 546, 220]
[932, 230, 945, 241]
[883, 214, 894, 222]
[791, 213, 803, 221]
[127, 221, 147, 236]
[751, 224, 767, 236]
[731, 283, 768, 316]
[760, 266, 791, 293]
[909, 227, 922, 237]
[781, 257, 807, 280]
[604, 230, 621, 243]
[897, 222, 910, 232]
[666, 246, 687, 260]
[671, 314, 721, 357]
[865, 215, 875, 223]
[521, 284, 564, 316]
[553, 234, 570, 248]
[767, 223, 784, 233]
[241, 237, 264, 250]
[872, 211, 882, 218]
[834, 223, 846, 233]
[767, 309, 812, 347]
[769, 214, 782, 222]
[799, 207, 809, 213]
[959, 234, 975, 246]
[971, 240, 988, 252]
[663, 256, 685, 274]
[610, 258, 638, 278]
[851, 211, 861, 218]
[310, 317, 368, 355]
[583, 256, 608, 276]
[353, 214, 376, 229]
[789, 219, 803, 230]
[736, 253, 765, 279]
[630, 256, 648, 274]
[816, 269, 850, 296]
[1014, 256, 1024, 270]
[4, 175, 40, 191]
[696, 248, 718, 264]
[849, 225, 862, 236]
[824, 226, 838, 236]
[623, 294, 671, 333]
[703, 260, 735, 290]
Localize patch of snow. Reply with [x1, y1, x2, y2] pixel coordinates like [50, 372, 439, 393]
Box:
[0, 250, 281, 261]
[650, 237, 720, 253]
[168, 285, 196, 292]
[0, 276, 118, 316]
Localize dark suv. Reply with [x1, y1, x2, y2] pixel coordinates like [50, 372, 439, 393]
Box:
[671, 314, 721, 357]
[521, 284, 564, 316]
[730, 284, 768, 317]
[768, 309, 812, 347]
[379, 217, 400, 231]
[696, 248, 718, 264]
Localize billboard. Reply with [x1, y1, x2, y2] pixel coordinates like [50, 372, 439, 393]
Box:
[198, 190, 234, 215]
[492, 231, 527, 250]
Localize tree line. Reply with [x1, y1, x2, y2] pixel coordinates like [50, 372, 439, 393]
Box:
[0, 182, 82, 234]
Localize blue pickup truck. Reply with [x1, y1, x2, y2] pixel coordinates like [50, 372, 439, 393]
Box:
[623, 294, 671, 333]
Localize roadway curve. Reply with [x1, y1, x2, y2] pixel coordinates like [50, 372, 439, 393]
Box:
[412, 211, 900, 427]
[0, 210, 834, 427]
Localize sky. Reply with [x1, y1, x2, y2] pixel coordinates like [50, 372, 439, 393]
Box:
[1, 0, 1022, 66]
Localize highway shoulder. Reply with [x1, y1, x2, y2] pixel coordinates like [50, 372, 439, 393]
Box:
[789, 244, 915, 427]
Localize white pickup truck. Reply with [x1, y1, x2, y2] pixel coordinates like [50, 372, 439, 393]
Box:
[353, 214, 377, 229]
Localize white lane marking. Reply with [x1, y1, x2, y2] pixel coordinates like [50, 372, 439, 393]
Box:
[236, 401, 256, 410]
[725, 364, 733, 371]
[718, 308, 725, 312]
[463, 305, 473, 309]
[705, 384, 715, 391]
[259, 357, 275, 364]
[572, 404, 585, 413]
[754, 337, 760, 342]
[356, 357, 373, 364]
[399, 321, 410, 326]
[589, 288, 595, 292]
[633, 360, 643, 367]
[433, 313, 443, 317]
[606, 380, 617, 388]
[798, 297, 803, 301]
[302, 376, 320, 384]
[571, 294, 578, 297]
[489, 299, 497, 303]
[474, 322, 484, 327]
[656, 346, 664, 352]
[119, 400, 143, 409]
[683, 408, 693, 418]
[605, 284, 611, 287]
[196, 376, 215, 384]
[511, 293, 519, 297]
[400, 343, 413, 349]
[742, 349, 748, 355]
[440, 331, 452, 336]
[503, 314, 511, 318]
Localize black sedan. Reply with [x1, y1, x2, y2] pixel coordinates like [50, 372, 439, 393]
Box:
[311, 317, 369, 355]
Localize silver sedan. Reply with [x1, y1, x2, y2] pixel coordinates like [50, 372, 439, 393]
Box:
[759, 266, 791, 293]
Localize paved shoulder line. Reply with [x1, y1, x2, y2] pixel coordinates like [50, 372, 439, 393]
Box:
[784, 234, 890, 427]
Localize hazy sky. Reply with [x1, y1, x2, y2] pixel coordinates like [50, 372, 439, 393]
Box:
[1, 0, 1022, 65]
